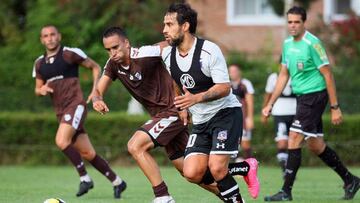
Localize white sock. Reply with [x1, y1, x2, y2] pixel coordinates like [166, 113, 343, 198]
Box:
[112, 176, 122, 186]
[80, 174, 92, 182]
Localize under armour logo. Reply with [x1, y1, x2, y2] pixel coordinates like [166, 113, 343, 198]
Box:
[285, 169, 293, 174]
[216, 143, 225, 149]
[180, 74, 195, 88]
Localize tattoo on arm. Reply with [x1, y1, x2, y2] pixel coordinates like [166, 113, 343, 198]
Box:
[201, 90, 222, 103]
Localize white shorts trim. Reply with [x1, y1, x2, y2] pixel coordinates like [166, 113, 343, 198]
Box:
[290, 127, 324, 140]
[184, 152, 208, 160]
[210, 150, 239, 155]
[72, 105, 84, 130]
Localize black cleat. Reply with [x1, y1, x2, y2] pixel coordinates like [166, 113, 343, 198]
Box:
[114, 181, 127, 199]
[264, 190, 292, 201]
[76, 181, 94, 197]
[343, 176, 360, 200]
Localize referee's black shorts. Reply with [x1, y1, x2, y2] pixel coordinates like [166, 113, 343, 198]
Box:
[290, 90, 328, 139]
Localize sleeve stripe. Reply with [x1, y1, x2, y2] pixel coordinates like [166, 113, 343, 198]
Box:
[63, 46, 87, 59]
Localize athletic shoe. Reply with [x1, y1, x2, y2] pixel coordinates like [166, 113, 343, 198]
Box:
[264, 190, 292, 201]
[343, 176, 360, 200]
[114, 181, 127, 199]
[76, 181, 94, 197]
[243, 158, 260, 199]
[152, 195, 175, 203]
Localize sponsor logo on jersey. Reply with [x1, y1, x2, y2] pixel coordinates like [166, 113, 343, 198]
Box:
[64, 114, 72, 121]
[180, 74, 195, 88]
[217, 130, 228, 141]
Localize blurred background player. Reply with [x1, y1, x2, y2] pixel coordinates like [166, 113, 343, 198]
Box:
[32, 25, 126, 198]
[261, 57, 296, 178]
[228, 64, 254, 161]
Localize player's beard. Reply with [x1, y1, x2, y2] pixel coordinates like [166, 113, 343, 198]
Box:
[169, 33, 184, 47]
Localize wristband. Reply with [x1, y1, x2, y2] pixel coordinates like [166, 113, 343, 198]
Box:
[92, 96, 103, 102]
[330, 104, 340, 110]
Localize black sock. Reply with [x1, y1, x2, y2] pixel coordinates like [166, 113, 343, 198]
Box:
[62, 145, 87, 176]
[153, 181, 169, 197]
[318, 146, 353, 185]
[228, 161, 250, 176]
[217, 173, 242, 203]
[282, 148, 301, 194]
[89, 154, 117, 182]
[200, 168, 215, 185]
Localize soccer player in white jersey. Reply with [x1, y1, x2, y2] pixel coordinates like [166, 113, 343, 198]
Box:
[262, 7, 359, 201]
[159, 3, 260, 202]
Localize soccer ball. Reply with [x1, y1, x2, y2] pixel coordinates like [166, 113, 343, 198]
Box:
[43, 198, 66, 203]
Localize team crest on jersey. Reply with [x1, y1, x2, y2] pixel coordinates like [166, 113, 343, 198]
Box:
[217, 130, 228, 141]
[180, 74, 195, 88]
[134, 72, 142, 80]
[297, 61, 304, 70]
[64, 114, 72, 121]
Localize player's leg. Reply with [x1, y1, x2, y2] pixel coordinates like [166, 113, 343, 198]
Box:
[55, 123, 92, 197]
[73, 133, 126, 198]
[274, 116, 291, 177]
[240, 130, 252, 159]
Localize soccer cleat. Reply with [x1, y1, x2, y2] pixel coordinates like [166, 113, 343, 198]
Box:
[114, 181, 127, 199]
[76, 181, 94, 197]
[342, 176, 360, 200]
[264, 190, 292, 201]
[152, 195, 175, 203]
[243, 158, 260, 199]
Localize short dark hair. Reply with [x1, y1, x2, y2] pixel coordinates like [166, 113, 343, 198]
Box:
[287, 6, 307, 22]
[167, 3, 197, 34]
[102, 26, 127, 39]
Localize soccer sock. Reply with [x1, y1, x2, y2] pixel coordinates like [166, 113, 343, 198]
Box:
[318, 145, 353, 185]
[282, 148, 301, 194]
[112, 176, 123, 186]
[153, 181, 169, 197]
[80, 174, 92, 182]
[89, 154, 117, 182]
[62, 145, 87, 176]
[228, 161, 250, 176]
[243, 148, 252, 159]
[217, 173, 243, 203]
[277, 149, 288, 173]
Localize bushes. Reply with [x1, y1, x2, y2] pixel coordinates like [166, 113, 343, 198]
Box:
[1, 112, 360, 166]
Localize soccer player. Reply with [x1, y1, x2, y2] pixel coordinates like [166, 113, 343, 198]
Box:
[32, 25, 126, 198]
[262, 6, 360, 201]
[261, 60, 296, 178]
[228, 64, 255, 160]
[161, 3, 259, 202]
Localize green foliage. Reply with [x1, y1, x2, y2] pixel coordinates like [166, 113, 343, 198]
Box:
[1, 112, 359, 165]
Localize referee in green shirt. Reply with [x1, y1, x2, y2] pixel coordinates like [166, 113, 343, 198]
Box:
[262, 6, 359, 201]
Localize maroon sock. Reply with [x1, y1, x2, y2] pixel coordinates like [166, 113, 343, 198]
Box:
[62, 145, 87, 176]
[89, 154, 117, 182]
[153, 181, 169, 197]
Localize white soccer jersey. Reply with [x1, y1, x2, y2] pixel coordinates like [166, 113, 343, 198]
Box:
[265, 73, 296, 116]
[161, 38, 241, 124]
[241, 78, 255, 94]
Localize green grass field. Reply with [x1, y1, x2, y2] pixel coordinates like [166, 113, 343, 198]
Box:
[0, 166, 359, 203]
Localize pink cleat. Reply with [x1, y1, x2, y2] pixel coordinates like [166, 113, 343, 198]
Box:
[243, 158, 260, 199]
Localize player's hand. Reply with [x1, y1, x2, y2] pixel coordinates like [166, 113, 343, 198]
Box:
[92, 99, 109, 115]
[331, 108, 342, 125]
[39, 83, 53, 96]
[262, 104, 272, 117]
[86, 90, 97, 104]
[178, 109, 189, 126]
[174, 86, 199, 110]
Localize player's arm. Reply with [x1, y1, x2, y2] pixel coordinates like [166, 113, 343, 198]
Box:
[174, 83, 230, 110]
[173, 81, 189, 125]
[319, 65, 342, 125]
[261, 92, 272, 124]
[154, 41, 170, 55]
[34, 78, 53, 96]
[80, 57, 101, 103]
[262, 65, 289, 117]
[92, 75, 113, 115]
[245, 91, 254, 129]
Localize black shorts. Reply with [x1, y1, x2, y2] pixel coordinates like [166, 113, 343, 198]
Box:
[140, 115, 188, 160]
[273, 115, 294, 141]
[290, 90, 328, 139]
[184, 107, 243, 157]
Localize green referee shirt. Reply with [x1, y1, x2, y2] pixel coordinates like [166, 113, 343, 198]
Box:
[281, 31, 329, 95]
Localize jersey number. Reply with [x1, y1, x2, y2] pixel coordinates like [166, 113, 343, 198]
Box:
[186, 134, 197, 148]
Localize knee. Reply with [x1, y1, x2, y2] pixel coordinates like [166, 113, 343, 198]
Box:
[79, 149, 96, 160]
[208, 161, 228, 180]
[183, 167, 204, 184]
[127, 140, 147, 158]
[55, 137, 71, 150]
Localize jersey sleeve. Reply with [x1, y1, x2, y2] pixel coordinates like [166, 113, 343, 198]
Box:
[63, 47, 88, 65]
[265, 73, 277, 93]
[242, 78, 255, 94]
[32, 57, 44, 81]
[310, 41, 329, 69]
[102, 59, 117, 81]
[132, 46, 161, 58]
[208, 43, 230, 83]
